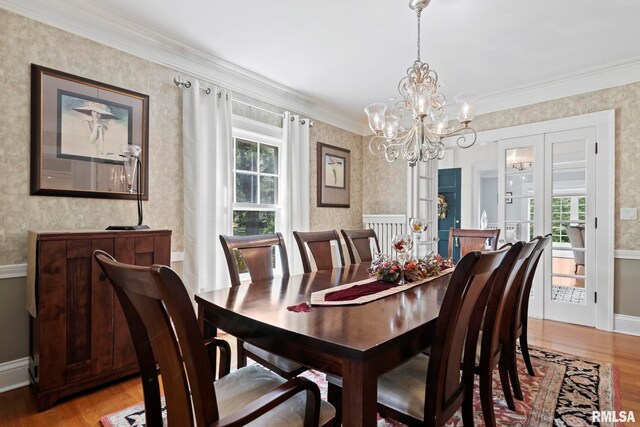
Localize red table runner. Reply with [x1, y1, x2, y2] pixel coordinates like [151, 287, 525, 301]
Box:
[308, 268, 454, 307]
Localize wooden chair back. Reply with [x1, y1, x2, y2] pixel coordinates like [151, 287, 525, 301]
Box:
[219, 233, 290, 287]
[293, 230, 345, 273]
[424, 246, 510, 423]
[448, 228, 500, 259]
[517, 234, 552, 329]
[340, 229, 380, 263]
[95, 251, 219, 427]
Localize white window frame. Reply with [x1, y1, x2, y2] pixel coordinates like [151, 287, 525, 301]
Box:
[231, 116, 287, 280]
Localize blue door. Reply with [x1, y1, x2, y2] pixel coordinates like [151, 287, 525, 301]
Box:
[438, 168, 462, 260]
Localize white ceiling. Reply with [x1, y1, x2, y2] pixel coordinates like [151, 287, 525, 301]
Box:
[6, 0, 640, 133]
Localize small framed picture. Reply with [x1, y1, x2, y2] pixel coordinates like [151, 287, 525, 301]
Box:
[317, 142, 350, 207]
[506, 192, 513, 204]
[30, 64, 149, 199]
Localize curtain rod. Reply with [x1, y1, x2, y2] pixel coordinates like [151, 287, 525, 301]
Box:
[173, 76, 312, 125]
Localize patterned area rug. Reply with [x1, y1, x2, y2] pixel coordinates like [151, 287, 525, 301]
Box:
[552, 285, 586, 305]
[101, 346, 618, 427]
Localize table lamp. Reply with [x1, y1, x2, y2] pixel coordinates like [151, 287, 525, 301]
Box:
[106, 144, 150, 230]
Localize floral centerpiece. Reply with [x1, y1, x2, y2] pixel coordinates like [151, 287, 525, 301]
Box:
[369, 253, 454, 284]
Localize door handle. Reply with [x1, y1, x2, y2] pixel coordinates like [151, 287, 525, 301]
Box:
[455, 220, 460, 224]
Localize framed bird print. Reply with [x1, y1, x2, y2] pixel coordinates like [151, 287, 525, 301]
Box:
[317, 142, 350, 207]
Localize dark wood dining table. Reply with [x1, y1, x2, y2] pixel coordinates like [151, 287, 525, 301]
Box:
[195, 263, 451, 427]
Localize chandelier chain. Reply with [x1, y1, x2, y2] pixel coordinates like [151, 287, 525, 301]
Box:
[416, 11, 421, 62]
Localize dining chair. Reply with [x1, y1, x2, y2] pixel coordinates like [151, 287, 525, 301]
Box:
[219, 233, 307, 378]
[293, 230, 345, 273]
[448, 228, 500, 259]
[94, 250, 336, 427]
[472, 240, 538, 426]
[513, 234, 552, 378]
[327, 247, 510, 427]
[340, 228, 380, 263]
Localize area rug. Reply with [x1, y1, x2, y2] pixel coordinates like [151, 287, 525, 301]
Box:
[552, 285, 586, 305]
[100, 346, 619, 427]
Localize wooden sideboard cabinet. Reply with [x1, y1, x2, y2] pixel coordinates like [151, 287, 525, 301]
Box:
[28, 229, 172, 411]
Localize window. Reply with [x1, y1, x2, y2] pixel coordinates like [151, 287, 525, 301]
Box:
[233, 137, 279, 233]
[232, 129, 283, 273]
[551, 196, 585, 244]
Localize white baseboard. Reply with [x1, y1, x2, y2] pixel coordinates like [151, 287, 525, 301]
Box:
[0, 357, 29, 394]
[613, 314, 640, 336]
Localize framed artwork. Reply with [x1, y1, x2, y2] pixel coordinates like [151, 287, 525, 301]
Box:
[317, 142, 350, 207]
[30, 64, 149, 199]
[506, 192, 513, 204]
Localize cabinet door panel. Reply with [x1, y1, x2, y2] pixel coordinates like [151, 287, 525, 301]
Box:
[38, 240, 68, 389]
[66, 255, 92, 382]
[113, 237, 138, 369]
[91, 239, 115, 375]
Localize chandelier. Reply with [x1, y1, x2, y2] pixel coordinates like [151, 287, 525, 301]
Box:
[365, 0, 477, 164]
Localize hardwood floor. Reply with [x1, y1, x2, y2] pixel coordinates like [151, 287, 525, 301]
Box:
[0, 319, 638, 426]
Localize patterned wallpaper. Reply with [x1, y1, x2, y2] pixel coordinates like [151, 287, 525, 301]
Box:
[361, 137, 408, 215]
[0, 9, 183, 264]
[309, 121, 364, 231]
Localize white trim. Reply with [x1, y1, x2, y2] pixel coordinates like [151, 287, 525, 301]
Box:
[0, 0, 362, 135]
[0, 357, 29, 394]
[613, 314, 640, 337]
[473, 56, 640, 116]
[0, 251, 184, 280]
[614, 250, 640, 260]
[170, 251, 184, 263]
[0, 264, 27, 280]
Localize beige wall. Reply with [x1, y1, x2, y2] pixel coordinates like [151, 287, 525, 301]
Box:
[309, 121, 364, 231]
[614, 259, 640, 317]
[0, 278, 29, 362]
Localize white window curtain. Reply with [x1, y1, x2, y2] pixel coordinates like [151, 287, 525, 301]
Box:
[283, 112, 310, 275]
[182, 80, 232, 296]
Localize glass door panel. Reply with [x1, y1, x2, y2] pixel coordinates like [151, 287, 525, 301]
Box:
[544, 128, 596, 326]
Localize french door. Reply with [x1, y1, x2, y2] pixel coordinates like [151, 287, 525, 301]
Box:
[497, 128, 598, 326]
[498, 135, 545, 318]
[407, 161, 438, 258]
[543, 128, 597, 326]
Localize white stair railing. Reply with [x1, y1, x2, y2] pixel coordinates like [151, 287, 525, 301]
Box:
[362, 214, 407, 256]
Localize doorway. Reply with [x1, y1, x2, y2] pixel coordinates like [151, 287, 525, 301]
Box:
[438, 168, 461, 259]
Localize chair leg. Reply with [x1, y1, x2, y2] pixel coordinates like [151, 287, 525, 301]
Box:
[519, 333, 535, 377]
[499, 362, 516, 411]
[507, 347, 523, 401]
[479, 371, 496, 427]
[326, 382, 343, 427]
[236, 339, 248, 369]
[461, 382, 475, 426]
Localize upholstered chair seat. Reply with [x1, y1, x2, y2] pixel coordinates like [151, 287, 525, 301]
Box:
[242, 343, 307, 374]
[215, 365, 336, 426]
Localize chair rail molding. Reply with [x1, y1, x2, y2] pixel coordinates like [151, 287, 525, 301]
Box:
[0, 252, 185, 280]
[614, 250, 640, 260]
[0, 0, 363, 135]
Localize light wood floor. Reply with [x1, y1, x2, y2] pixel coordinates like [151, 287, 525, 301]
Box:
[1, 319, 638, 426]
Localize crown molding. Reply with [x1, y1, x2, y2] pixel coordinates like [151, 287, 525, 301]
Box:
[470, 56, 640, 116]
[0, 0, 364, 135]
[4, 0, 640, 136]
